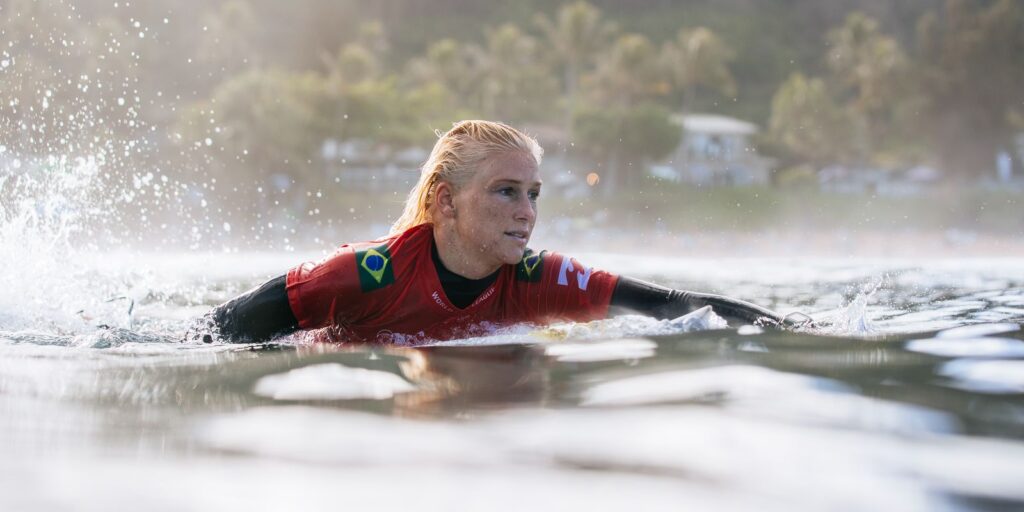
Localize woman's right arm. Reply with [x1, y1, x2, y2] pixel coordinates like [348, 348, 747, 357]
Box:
[207, 274, 299, 343]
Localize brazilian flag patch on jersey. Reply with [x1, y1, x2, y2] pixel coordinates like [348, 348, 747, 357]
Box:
[356, 244, 395, 292]
[516, 249, 545, 282]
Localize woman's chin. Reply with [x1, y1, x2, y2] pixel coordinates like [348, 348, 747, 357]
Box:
[498, 246, 527, 265]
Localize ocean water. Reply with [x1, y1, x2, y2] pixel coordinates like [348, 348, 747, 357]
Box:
[1, 248, 1023, 512]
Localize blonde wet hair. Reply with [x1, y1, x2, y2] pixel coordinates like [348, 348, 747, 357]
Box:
[390, 120, 544, 235]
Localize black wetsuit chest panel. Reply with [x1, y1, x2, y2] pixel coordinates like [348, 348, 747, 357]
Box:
[431, 241, 500, 309]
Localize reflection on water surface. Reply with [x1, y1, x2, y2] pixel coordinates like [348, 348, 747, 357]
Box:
[1, 256, 1024, 511]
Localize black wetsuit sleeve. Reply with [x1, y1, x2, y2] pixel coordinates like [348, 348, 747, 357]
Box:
[610, 276, 783, 326]
[210, 274, 299, 343]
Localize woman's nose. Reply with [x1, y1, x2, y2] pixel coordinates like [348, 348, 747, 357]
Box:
[514, 195, 536, 223]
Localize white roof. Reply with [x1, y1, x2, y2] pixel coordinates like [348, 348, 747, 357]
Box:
[672, 114, 758, 135]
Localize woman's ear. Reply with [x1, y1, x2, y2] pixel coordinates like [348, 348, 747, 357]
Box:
[434, 181, 457, 218]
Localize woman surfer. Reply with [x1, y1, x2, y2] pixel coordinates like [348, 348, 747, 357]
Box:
[205, 120, 786, 344]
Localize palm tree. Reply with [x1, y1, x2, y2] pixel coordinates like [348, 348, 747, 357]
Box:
[591, 34, 661, 108]
[827, 13, 905, 116]
[661, 27, 736, 114]
[768, 73, 852, 168]
[477, 24, 554, 121]
[826, 12, 907, 164]
[534, 1, 616, 145]
[583, 33, 663, 193]
[407, 38, 488, 113]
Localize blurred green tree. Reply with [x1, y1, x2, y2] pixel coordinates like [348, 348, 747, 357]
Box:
[661, 27, 737, 114]
[321, 21, 391, 87]
[354, 20, 390, 64]
[407, 38, 487, 114]
[915, 0, 1024, 177]
[588, 33, 662, 108]
[576, 103, 680, 193]
[826, 12, 910, 166]
[336, 77, 444, 148]
[476, 23, 558, 122]
[181, 68, 330, 188]
[534, 0, 616, 146]
[768, 73, 853, 169]
[578, 33, 672, 194]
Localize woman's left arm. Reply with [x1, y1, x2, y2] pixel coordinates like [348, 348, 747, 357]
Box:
[609, 275, 784, 326]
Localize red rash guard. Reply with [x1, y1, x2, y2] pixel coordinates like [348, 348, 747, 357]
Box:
[285, 223, 619, 344]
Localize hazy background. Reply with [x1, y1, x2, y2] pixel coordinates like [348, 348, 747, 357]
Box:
[2, 0, 1023, 256]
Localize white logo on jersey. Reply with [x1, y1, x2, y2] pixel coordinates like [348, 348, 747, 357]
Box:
[576, 266, 592, 290]
[431, 290, 455, 312]
[557, 257, 591, 291]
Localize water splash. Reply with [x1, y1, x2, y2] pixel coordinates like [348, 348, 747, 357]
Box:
[543, 307, 727, 340]
[814, 274, 887, 336]
[425, 307, 728, 348]
[0, 155, 133, 333]
[0, 1, 226, 337]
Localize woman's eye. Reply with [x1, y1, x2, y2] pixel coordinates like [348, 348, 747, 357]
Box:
[528, 190, 540, 201]
[498, 187, 516, 197]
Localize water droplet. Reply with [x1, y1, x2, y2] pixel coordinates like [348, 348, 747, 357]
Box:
[222, 222, 231, 232]
[204, 138, 212, 146]
[0, 59, 9, 68]
[12, 159, 22, 169]
[117, 97, 125, 106]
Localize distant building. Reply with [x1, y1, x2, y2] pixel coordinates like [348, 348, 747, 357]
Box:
[653, 114, 772, 186]
[818, 165, 942, 196]
[320, 138, 426, 191]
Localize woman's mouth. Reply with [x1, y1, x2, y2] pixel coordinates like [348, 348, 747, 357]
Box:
[504, 230, 529, 243]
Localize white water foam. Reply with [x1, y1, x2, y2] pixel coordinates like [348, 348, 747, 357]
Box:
[427, 307, 728, 348]
[0, 157, 131, 333]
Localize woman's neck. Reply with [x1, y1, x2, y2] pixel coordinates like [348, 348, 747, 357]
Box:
[433, 224, 501, 279]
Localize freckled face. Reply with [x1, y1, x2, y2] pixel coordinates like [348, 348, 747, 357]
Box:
[450, 151, 541, 269]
